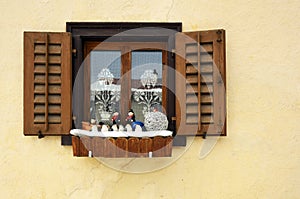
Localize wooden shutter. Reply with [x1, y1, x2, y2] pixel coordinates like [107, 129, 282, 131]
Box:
[24, 32, 72, 136]
[175, 30, 226, 136]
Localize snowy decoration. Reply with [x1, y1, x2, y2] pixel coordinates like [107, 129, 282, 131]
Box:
[144, 111, 168, 131]
[133, 70, 162, 117]
[92, 68, 120, 122]
[97, 68, 114, 85]
[140, 70, 158, 88]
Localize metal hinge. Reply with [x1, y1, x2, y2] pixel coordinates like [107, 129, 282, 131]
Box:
[216, 29, 223, 43]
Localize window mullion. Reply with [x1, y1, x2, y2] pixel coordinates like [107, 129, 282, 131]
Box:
[120, 47, 132, 122]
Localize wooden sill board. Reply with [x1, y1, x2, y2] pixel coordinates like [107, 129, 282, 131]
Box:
[72, 136, 173, 158]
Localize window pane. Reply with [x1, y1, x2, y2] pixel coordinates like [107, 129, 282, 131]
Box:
[131, 51, 163, 122]
[90, 51, 121, 123]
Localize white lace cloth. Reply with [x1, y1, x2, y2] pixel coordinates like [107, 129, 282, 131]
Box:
[70, 129, 173, 138]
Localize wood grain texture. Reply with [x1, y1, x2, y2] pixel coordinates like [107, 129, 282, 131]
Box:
[72, 136, 172, 158]
[24, 32, 72, 136]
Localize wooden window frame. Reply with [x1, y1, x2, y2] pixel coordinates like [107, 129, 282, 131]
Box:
[83, 41, 168, 123]
[62, 22, 182, 145]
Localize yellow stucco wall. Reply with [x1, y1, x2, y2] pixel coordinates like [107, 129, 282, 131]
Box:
[0, 0, 299, 198]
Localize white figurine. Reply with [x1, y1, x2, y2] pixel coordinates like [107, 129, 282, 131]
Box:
[111, 124, 118, 131]
[135, 125, 143, 132]
[125, 124, 132, 132]
[118, 125, 124, 132]
[101, 125, 109, 132]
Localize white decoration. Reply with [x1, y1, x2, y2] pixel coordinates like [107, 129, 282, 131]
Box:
[70, 129, 172, 138]
[101, 125, 109, 132]
[118, 125, 124, 131]
[135, 125, 143, 132]
[140, 70, 158, 88]
[144, 112, 168, 131]
[111, 124, 118, 131]
[91, 125, 98, 132]
[97, 68, 114, 85]
[132, 70, 162, 117]
[125, 124, 132, 132]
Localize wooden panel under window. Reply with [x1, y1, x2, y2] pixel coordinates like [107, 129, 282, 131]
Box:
[24, 32, 72, 135]
[175, 30, 226, 136]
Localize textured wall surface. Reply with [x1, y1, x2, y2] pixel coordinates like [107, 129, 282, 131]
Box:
[0, 0, 299, 198]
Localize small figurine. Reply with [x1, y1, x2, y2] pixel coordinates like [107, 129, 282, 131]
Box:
[111, 112, 120, 125]
[101, 124, 109, 132]
[111, 124, 118, 131]
[98, 122, 104, 132]
[91, 119, 98, 132]
[126, 109, 144, 131]
[125, 124, 133, 132]
[111, 112, 120, 131]
[126, 109, 136, 123]
[118, 124, 124, 131]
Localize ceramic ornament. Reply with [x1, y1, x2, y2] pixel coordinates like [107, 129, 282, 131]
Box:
[125, 124, 132, 132]
[134, 125, 143, 132]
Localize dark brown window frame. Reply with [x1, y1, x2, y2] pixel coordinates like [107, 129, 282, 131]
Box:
[62, 22, 182, 145]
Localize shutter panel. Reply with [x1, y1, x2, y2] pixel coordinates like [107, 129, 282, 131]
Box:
[175, 30, 226, 136]
[24, 32, 72, 136]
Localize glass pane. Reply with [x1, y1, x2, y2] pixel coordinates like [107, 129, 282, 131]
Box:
[131, 51, 163, 122]
[90, 51, 121, 124]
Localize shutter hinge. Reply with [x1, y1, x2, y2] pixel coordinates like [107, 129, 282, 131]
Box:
[72, 49, 77, 57]
[216, 30, 223, 43]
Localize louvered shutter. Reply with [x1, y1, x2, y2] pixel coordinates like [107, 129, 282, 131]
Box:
[24, 32, 72, 135]
[175, 30, 226, 136]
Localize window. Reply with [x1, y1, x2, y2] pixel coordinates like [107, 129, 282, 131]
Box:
[83, 41, 168, 125]
[23, 23, 226, 147]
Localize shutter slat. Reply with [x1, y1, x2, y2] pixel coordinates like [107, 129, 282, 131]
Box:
[201, 64, 213, 73]
[201, 43, 213, 53]
[48, 115, 61, 124]
[24, 32, 71, 136]
[34, 105, 61, 114]
[186, 104, 213, 114]
[34, 65, 61, 74]
[186, 74, 213, 84]
[186, 65, 198, 74]
[35, 85, 61, 94]
[34, 115, 45, 124]
[201, 95, 213, 104]
[49, 66, 62, 74]
[48, 75, 61, 84]
[201, 84, 213, 93]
